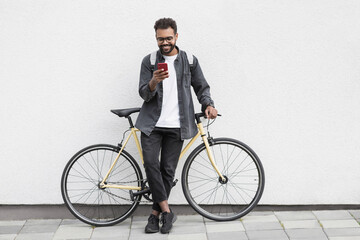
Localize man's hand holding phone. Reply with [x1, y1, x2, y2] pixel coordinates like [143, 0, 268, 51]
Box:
[149, 63, 169, 91]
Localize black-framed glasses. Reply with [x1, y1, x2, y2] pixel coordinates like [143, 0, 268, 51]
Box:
[156, 36, 174, 43]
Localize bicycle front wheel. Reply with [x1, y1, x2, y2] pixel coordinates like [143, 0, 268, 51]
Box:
[61, 144, 143, 226]
[182, 138, 265, 221]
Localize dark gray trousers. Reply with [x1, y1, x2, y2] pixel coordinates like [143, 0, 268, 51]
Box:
[141, 127, 184, 212]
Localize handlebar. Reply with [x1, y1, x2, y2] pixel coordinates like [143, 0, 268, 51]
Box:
[195, 113, 221, 124]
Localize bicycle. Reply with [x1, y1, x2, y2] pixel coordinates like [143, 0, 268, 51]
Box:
[61, 107, 265, 226]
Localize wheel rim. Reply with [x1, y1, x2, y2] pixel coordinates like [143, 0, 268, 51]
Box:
[62, 146, 142, 225]
[184, 140, 264, 220]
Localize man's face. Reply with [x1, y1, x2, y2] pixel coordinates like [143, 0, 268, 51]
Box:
[156, 27, 178, 55]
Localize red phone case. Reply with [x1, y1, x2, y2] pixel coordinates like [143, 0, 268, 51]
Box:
[158, 63, 168, 71]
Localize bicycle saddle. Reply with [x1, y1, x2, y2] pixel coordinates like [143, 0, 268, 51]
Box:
[111, 108, 141, 118]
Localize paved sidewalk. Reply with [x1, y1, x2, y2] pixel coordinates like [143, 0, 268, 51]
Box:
[0, 210, 359, 240]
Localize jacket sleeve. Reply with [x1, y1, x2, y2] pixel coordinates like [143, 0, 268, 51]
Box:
[138, 55, 157, 102]
[191, 56, 215, 112]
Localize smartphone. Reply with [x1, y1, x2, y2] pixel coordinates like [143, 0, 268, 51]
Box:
[157, 63, 168, 71]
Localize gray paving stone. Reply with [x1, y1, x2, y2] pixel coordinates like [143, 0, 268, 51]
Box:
[53, 224, 93, 239]
[0, 221, 25, 226]
[19, 224, 59, 233]
[91, 238, 126, 240]
[349, 210, 360, 219]
[206, 222, 245, 232]
[0, 226, 23, 234]
[175, 214, 204, 224]
[132, 216, 149, 222]
[130, 220, 147, 229]
[243, 221, 283, 231]
[282, 220, 321, 229]
[328, 237, 360, 240]
[207, 231, 249, 240]
[291, 238, 328, 240]
[320, 219, 360, 228]
[242, 214, 279, 223]
[247, 211, 276, 216]
[204, 219, 242, 225]
[171, 223, 206, 234]
[324, 227, 360, 237]
[25, 219, 62, 226]
[0, 234, 16, 240]
[60, 219, 85, 225]
[15, 232, 54, 240]
[91, 225, 130, 238]
[285, 228, 328, 239]
[275, 211, 317, 221]
[168, 233, 207, 240]
[246, 229, 289, 240]
[129, 230, 168, 240]
[59, 219, 82, 225]
[313, 210, 354, 220]
[91, 238, 127, 240]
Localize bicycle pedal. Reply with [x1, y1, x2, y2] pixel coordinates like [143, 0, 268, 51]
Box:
[129, 190, 134, 201]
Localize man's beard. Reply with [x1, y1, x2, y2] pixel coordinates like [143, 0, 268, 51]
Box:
[159, 43, 176, 55]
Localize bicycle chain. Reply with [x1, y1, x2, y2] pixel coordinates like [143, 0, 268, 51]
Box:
[105, 178, 146, 184]
[103, 179, 152, 203]
[103, 189, 152, 203]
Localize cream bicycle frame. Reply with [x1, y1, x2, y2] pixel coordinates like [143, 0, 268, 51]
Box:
[99, 122, 225, 190]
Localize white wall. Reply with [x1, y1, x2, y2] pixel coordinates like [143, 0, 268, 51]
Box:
[1, 0, 359, 205]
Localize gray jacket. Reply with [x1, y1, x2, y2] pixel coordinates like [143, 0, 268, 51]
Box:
[135, 46, 215, 140]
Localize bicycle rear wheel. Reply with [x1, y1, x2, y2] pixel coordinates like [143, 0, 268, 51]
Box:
[61, 144, 143, 226]
[182, 138, 265, 221]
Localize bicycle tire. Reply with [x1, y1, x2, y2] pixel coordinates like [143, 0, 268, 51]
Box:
[182, 138, 265, 221]
[61, 144, 143, 226]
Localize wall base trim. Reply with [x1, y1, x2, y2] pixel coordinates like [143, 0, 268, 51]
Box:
[1, 204, 359, 220]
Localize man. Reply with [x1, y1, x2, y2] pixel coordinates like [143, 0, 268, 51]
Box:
[135, 17, 217, 234]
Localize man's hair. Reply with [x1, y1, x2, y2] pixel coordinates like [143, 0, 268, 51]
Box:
[154, 18, 177, 34]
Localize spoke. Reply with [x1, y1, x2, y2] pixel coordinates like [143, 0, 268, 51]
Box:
[107, 190, 117, 220]
[189, 167, 218, 180]
[189, 178, 216, 192]
[100, 149, 106, 177]
[195, 184, 222, 204]
[83, 189, 103, 219]
[228, 159, 254, 179]
[74, 161, 100, 185]
[70, 185, 98, 203]
[225, 148, 244, 176]
[188, 174, 215, 182]
[229, 182, 254, 202]
[206, 181, 219, 205]
[82, 155, 102, 180]
[227, 155, 250, 179]
[89, 151, 101, 181]
[229, 184, 257, 193]
[108, 165, 134, 181]
[108, 158, 128, 180]
[192, 159, 217, 173]
[218, 144, 225, 175]
[68, 173, 97, 185]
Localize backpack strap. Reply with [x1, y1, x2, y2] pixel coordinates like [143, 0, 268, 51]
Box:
[149, 50, 194, 72]
[150, 51, 157, 71]
[185, 51, 194, 71]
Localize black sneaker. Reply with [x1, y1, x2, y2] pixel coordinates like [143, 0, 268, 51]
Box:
[160, 211, 177, 234]
[145, 214, 160, 233]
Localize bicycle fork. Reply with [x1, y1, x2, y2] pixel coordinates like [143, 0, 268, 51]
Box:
[197, 122, 226, 182]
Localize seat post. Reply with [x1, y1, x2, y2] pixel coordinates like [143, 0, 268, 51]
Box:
[126, 116, 135, 128]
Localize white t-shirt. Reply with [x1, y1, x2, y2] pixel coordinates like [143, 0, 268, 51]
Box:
[155, 54, 181, 128]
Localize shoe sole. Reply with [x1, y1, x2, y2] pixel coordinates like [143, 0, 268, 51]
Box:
[145, 228, 159, 234]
